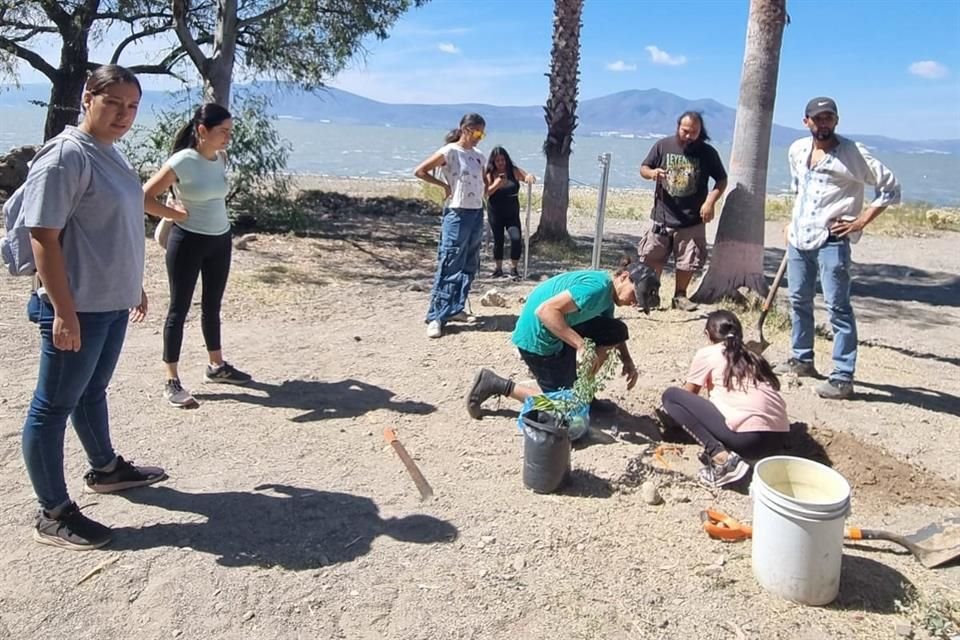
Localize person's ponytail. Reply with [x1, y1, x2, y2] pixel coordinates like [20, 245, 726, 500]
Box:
[707, 310, 781, 392]
[444, 128, 461, 144]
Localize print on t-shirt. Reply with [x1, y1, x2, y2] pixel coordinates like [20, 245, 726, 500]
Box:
[664, 153, 700, 199]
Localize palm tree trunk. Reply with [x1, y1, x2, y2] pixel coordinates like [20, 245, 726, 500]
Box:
[537, 0, 583, 242]
[692, 0, 788, 303]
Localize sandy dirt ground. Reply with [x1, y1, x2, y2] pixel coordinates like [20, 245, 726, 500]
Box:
[0, 179, 957, 639]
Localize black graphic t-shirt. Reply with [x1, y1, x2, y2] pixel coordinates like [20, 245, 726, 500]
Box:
[642, 136, 727, 228]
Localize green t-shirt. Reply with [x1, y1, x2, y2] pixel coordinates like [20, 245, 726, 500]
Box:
[166, 148, 231, 236]
[512, 270, 615, 356]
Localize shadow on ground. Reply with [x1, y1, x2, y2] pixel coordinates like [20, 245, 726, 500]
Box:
[194, 378, 435, 422]
[854, 380, 960, 419]
[112, 484, 457, 569]
[442, 314, 518, 335]
[830, 555, 916, 613]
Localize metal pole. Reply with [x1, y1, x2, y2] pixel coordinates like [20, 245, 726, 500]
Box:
[522, 181, 533, 280]
[591, 152, 612, 269]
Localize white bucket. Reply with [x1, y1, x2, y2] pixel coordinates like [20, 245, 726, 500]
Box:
[750, 456, 851, 606]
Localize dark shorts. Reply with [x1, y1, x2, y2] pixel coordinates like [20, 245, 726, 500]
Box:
[638, 222, 707, 271]
[518, 316, 629, 393]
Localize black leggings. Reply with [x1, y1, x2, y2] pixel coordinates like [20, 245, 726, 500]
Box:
[163, 225, 232, 363]
[488, 200, 522, 262]
[661, 387, 784, 458]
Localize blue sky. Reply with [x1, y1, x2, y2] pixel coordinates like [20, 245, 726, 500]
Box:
[10, 0, 960, 140]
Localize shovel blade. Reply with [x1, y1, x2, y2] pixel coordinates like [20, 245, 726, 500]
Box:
[906, 517, 960, 569]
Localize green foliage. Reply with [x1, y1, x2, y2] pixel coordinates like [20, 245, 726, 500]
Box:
[531, 339, 619, 424]
[182, 0, 427, 90]
[122, 91, 294, 223]
[895, 584, 960, 639]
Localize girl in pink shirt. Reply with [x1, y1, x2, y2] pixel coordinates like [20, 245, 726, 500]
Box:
[662, 310, 788, 488]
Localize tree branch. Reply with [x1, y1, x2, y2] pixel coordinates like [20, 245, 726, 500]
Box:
[95, 10, 172, 23]
[0, 37, 57, 80]
[110, 24, 171, 63]
[236, 0, 292, 29]
[172, 0, 209, 72]
[37, 0, 71, 31]
[122, 64, 186, 81]
[0, 19, 59, 33]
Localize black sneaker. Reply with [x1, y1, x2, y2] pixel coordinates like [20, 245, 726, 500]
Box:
[491, 268, 504, 278]
[84, 456, 167, 494]
[466, 369, 511, 419]
[698, 454, 750, 488]
[204, 362, 252, 385]
[34, 502, 112, 550]
[510, 268, 521, 281]
[773, 358, 818, 377]
[815, 379, 854, 400]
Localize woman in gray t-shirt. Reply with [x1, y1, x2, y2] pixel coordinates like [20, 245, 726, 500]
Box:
[20, 65, 167, 551]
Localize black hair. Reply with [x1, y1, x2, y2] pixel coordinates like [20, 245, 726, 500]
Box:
[705, 310, 780, 392]
[485, 146, 516, 180]
[172, 103, 233, 153]
[677, 111, 710, 143]
[444, 112, 486, 144]
[85, 64, 142, 97]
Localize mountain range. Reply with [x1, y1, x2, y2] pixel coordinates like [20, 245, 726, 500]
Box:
[2, 82, 957, 155]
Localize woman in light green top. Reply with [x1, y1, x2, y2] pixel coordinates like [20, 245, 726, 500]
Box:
[144, 103, 252, 408]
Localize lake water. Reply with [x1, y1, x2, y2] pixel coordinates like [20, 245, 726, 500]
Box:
[1, 106, 957, 205]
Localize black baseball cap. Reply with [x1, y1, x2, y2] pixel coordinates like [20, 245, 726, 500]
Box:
[805, 97, 838, 118]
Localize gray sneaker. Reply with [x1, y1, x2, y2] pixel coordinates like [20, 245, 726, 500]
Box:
[34, 503, 112, 550]
[816, 379, 854, 400]
[698, 454, 750, 488]
[773, 358, 818, 377]
[164, 378, 197, 407]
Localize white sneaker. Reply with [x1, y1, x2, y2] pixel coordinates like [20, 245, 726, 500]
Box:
[448, 311, 476, 323]
[426, 320, 443, 338]
[164, 378, 197, 407]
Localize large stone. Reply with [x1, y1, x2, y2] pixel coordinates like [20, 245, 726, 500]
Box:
[0, 145, 39, 194]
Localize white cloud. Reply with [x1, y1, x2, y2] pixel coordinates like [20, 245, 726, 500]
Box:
[437, 42, 461, 55]
[908, 60, 949, 79]
[606, 60, 637, 72]
[644, 45, 687, 67]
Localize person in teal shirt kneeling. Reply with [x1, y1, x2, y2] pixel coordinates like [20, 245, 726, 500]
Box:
[466, 259, 660, 418]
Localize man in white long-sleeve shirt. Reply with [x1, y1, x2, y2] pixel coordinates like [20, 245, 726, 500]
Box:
[774, 97, 901, 400]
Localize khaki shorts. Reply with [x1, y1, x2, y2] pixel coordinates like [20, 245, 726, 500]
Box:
[637, 222, 707, 272]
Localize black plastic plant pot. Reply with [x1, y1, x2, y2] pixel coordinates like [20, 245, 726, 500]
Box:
[521, 410, 572, 494]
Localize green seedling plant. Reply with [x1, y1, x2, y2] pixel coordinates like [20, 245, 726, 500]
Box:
[530, 339, 620, 428]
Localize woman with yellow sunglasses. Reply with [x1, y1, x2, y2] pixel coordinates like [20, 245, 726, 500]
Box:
[414, 113, 488, 338]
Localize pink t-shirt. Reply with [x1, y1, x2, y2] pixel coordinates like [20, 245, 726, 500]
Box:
[686, 343, 789, 433]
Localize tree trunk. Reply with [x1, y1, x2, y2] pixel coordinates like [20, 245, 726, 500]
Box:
[44, 69, 88, 141]
[691, 0, 787, 303]
[43, 3, 96, 141]
[202, 0, 238, 107]
[537, 0, 583, 242]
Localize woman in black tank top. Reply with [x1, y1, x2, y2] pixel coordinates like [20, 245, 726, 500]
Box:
[484, 147, 535, 279]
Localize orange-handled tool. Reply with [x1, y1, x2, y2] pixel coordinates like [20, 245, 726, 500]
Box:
[384, 428, 434, 501]
[701, 509, 753, 541]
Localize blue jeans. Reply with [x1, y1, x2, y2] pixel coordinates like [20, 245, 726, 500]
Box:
[22, 295, 126, 510]
[426, 208, 484, 323]
[786, 240, 857, 382]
